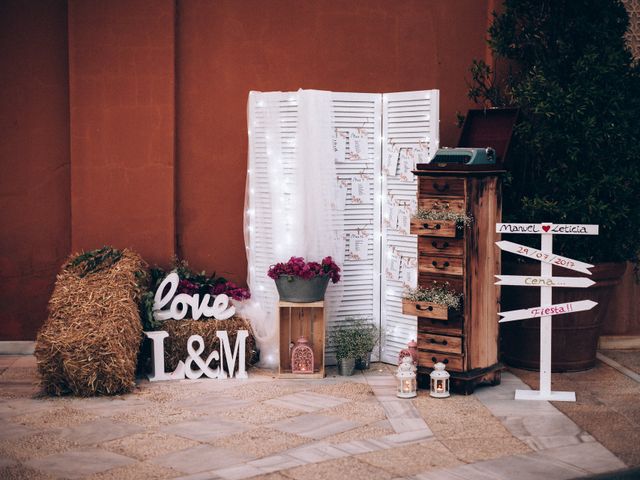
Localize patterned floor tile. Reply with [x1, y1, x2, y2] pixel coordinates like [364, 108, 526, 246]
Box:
[284, 456, 393, 480]
[160, 416, 250, 442]
[24, 447, 136, 479]
[58, 417, 145, 445]
[150, 444, 255, 474]
[265, 391, 348, 413]
[269, 413, 360, 439]
[100, 431, 201, 461]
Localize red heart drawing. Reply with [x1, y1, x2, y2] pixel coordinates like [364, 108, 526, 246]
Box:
[542, 225, 551, 232]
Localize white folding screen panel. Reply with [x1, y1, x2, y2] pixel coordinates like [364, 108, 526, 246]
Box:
[380, 90, 440, 364]
[328, 92, 381, 363]
[246, 92, 300, 367]
[246, 89, 438, 366]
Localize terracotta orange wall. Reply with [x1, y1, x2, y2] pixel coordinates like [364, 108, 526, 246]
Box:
[68, 0, 176, 266]
[1, 0, 493, 340]
[176, 0, 491, 283]
[0, 0, 70, 340]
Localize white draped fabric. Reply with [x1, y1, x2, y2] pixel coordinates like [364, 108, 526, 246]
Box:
[242, 89, 345, 368]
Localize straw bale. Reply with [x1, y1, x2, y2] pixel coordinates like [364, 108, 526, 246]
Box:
[161, 318, 256, 372]
[35, 249, 148, 396]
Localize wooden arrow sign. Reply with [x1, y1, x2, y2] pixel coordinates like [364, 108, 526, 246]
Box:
[495, 240, 594, 274]
[495, 275, 595, 288]
[496, 223, 599, 235]
[498, 300, 598, 323]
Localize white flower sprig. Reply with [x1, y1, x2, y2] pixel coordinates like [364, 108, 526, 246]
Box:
[404, 283, 463, 310]
[413, 208, 473, 227]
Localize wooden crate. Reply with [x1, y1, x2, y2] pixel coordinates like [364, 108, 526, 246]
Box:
[277, 301, 325, 378]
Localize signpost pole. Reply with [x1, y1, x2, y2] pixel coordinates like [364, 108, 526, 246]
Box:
[539, 232, 553, 396]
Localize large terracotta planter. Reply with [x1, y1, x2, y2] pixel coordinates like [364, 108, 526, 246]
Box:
[500, 261, 626, 372]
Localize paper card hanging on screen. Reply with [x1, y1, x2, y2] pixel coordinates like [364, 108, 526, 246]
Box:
[398, 148, 415, 182]
[385, 143, 399, 175]
[400, 256, 418, 288]
[396, 205, 412, 235]
[347, 232, 368, 261]
[333, 129, 348, 163]
[386, 248, 402, 281]
[351, 176, 371, 204]
[333, 179, 348, 210]
[348, 129, 368, 161]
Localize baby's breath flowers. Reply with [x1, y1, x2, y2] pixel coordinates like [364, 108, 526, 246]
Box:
[404, 282, 463, 310]
[413, 208, 473, 227]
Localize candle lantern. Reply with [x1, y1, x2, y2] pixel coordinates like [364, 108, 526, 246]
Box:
[429, 362, 450, 398]
[396, 356, 417, 398]
[291, 336, 314, 374]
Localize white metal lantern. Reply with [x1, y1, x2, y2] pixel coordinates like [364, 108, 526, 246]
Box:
[396, 356, 417, 398]
[430, 362, 450, 398]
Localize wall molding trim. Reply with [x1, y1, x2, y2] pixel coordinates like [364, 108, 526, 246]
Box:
[599, 335, 640, 350]
[0, 341, 35, 355]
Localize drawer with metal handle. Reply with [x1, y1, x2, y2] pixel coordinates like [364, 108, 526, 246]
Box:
[419, 236, 464, 257]
[417, 332, 463, 355]
[402, 299, 448, 320]
[418, 351, 464, 372]
[419, 274, 463, 293]
[418, 256, 463, 276]
[410, 219, 458, 237]
[419, 177, 464, 197]
[418, 316, 463, 336]
[418, 197, 466, 214]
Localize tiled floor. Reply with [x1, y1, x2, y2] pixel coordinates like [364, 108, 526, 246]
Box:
[0, 355, 633, 479]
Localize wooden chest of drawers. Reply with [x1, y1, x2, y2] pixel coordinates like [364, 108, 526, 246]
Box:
[409, 165, 504, 394]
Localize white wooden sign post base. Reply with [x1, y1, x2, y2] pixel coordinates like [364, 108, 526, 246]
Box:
[495, 223, 599, 402]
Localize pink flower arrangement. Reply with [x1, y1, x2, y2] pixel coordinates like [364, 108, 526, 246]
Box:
[177, 278, 250, 302]
[268, 256, 341, 284]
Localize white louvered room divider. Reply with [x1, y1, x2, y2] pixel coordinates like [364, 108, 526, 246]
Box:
[246, 89, 439, 365]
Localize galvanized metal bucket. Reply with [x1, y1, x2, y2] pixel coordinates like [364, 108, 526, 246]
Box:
[355, 351, 372, 370]
[274, 275, 330, 303]
[338, 358, 356, 376]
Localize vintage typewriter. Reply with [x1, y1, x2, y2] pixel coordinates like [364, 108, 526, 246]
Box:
[431, 147, 496, 165]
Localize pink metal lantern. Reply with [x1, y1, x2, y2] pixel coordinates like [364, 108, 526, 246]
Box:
[398, 339, 419, 366]
[291, 337, 314, 374]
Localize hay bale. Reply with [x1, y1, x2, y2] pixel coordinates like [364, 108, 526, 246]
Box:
[35, 248, 148, 396]
[161, 318, 256, 373]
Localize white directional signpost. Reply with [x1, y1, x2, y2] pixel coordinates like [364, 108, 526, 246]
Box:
[495, 223, 599, 402]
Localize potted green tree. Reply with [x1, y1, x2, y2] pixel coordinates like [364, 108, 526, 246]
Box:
[467, 0, 640, 370]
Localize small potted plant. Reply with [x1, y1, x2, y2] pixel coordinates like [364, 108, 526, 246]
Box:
[267, 256, 341, 302]
[331, 326, 360, 376]
[332, 318, 380, 374]
[352, 317, 379, 370]
[402, 282, 462, 320]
